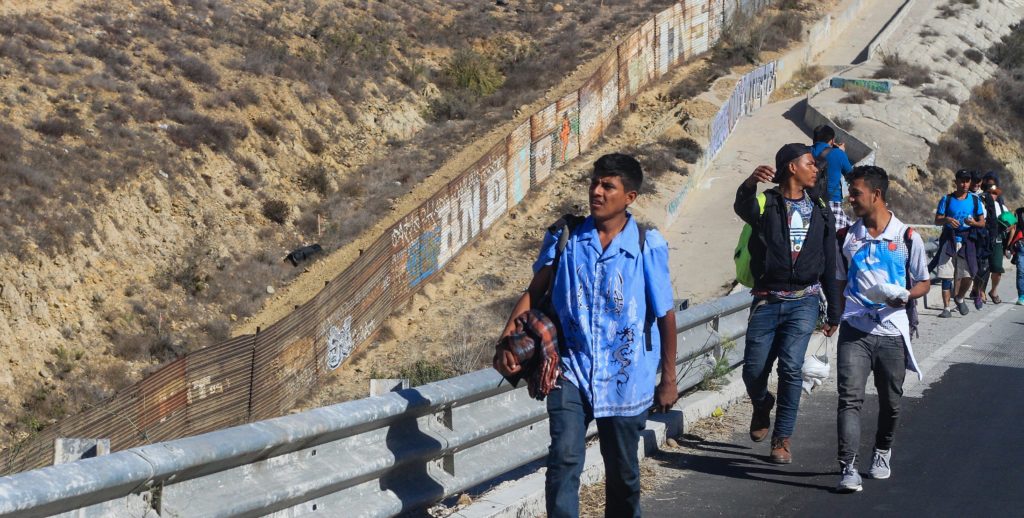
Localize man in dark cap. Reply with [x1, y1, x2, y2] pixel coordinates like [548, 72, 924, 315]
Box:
[733, 143, 841, 464]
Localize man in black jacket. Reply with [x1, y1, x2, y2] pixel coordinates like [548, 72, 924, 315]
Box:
[733, 143, 841, 464]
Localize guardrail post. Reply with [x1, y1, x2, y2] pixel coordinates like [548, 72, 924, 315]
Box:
[54, 438, 109, 465]
[710, 316, 723, 361]
[434, 405, 456, 476]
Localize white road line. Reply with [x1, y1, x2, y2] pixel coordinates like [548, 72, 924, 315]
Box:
[904, 304, 1013, 397]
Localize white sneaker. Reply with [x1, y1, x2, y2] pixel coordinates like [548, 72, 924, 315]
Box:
[837, 460, 863, 492]
[868, 448, 891, 479]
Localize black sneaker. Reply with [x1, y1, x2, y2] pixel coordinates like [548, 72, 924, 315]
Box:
[956, 300, 969, 315]
[938, 308, 952, 318]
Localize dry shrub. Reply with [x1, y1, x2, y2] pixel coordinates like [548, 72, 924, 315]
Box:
[623, 141, 686, 183]
[168, 53, 219, 86]
[921, 86, 959, 105]
[874, 53, 932, 87]
[30, 116, 82, 138]
[989, 22, 1024, 68]
[298, 164, 332, 195]
[838, 84, 879, 104]
[302, 127, 326, 154]
[254, 116, 284, 139]
[167, 113, 247, 151]
[963, 48, 984, 64]
[261, 198, 290, 224]
[834, 117, 854, 131]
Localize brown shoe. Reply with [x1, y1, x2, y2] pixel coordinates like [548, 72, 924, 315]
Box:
[748, 392, 775, 442]
[769, 437, 792, 464]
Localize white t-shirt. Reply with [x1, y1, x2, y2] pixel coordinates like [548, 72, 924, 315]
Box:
[836, 214, 929, 377]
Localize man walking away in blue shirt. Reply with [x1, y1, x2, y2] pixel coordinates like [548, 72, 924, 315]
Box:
[834, 166, 930, 492]
[734, 144, 841, 464]
[811, 124, 853, 228]
[494, 153, 678, 517]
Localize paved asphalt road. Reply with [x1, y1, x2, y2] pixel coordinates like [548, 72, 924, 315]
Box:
[643, 283, 1024, 517]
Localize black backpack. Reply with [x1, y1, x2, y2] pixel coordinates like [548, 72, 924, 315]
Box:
[837, 225, 921, 338]
[547, 214, 654, 351]
[811, 145, 834, 199]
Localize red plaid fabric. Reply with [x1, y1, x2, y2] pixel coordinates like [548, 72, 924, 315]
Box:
[499, 309, 561, 400]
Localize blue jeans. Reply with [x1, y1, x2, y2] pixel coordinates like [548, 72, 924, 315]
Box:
[742, 295, 819, 439]
[546, 380, 647, 518]
[1017, 261, 1024, 298]
[836, 324, 906, 463]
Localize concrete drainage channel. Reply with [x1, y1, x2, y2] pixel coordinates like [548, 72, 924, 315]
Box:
[452, 0, 913, 515]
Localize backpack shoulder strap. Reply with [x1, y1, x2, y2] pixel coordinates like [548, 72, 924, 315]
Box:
[903, 227, 915, 288]
[837, 225, 852, 272]
[633, 220, 655, 351]
[902, 225, 921, 337]
[817, 146, 833, 160]
[837, 225, 851, 243]
[549, 214, 584, 255]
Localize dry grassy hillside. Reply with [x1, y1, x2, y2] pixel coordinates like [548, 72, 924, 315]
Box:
[918, 22, 1024, 218]
[0, 0, 679, 449]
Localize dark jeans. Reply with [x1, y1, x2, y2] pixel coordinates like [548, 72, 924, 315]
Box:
[546, 380, 647, 518]
[1017, 260, 1024, 297]
[836, 324, 907, 464]
[742, 295, 819, 439]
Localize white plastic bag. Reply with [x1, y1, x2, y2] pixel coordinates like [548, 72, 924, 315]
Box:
[862, 283, 910, 305]
[802, 335, 832, 395]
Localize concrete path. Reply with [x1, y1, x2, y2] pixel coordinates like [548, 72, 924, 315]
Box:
[664, 0, 907, 304]
[816, 0, 910, 66]
[641, 279, 1024, 516]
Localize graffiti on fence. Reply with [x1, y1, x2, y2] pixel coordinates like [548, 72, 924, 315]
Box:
[324, 315, 376, 371]
[8, 0, 794, 475]
[829, 77, 892, 93]
[669, 60, 776, 225]
[187, 375, 226, 404]
[508, 121, 531, 205]
[706, 61, 777, 162]
[555, 93, 581, 167]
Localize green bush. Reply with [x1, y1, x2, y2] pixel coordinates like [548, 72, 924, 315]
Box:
[442, 49, 504, 97]
[397, 359, 454, 387]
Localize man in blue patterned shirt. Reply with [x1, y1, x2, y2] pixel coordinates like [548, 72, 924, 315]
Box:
[833, 165, 930, 492]
[495, 153, 677, 517]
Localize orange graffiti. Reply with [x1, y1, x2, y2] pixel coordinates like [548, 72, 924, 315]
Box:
[560, 116, 571, 161]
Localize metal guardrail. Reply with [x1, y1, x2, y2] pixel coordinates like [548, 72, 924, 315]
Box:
[0, 293, 753, 518]
[0, 235, 941, 517]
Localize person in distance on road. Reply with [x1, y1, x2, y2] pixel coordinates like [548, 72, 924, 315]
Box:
[930, 169, 985, 317]
[810, 124, 854, 229]
[969, 172, 1010, 306]
[733, 144, 841, 464]
[832, 166, 930, 493]
[494, 153, 678, 518]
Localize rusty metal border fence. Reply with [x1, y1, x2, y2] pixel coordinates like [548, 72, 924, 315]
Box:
[1, 0, 753, 475]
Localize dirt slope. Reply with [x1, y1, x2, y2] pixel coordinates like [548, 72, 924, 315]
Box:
[0, 0, 678, 449]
